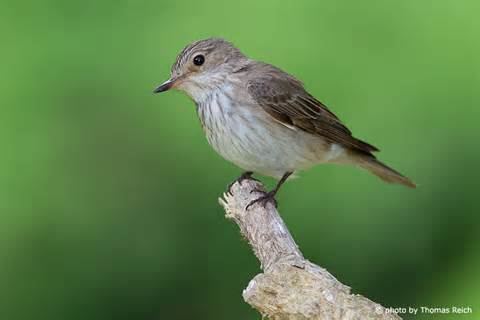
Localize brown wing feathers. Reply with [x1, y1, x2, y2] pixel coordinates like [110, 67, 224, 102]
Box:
[247, 66, 378, 155]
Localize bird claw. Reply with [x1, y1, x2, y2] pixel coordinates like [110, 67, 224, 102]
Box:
[249, 188, 264, 194]
[227, 172, 255, 195]
[246, 190, 278, 210]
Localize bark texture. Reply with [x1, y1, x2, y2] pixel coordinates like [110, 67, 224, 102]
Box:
[219, 179, 401, 320]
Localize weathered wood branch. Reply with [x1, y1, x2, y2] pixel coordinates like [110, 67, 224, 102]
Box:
[219, 179, 401, 320]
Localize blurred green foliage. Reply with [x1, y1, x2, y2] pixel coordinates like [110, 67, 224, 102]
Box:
[1, 0, 479, 319]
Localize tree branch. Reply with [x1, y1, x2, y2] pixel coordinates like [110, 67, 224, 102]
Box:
[219, 179, 401, 320]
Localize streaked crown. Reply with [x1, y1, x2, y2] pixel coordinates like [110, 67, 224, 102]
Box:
[171, 38, 246, 77]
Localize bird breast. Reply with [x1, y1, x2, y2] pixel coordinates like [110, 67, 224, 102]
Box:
[196, 84, 332, 178]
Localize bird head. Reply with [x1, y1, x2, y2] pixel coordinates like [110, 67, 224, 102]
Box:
[154, 38, 248, 102]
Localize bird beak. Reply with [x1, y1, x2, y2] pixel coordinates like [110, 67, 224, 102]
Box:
[153, 79, 174, 93]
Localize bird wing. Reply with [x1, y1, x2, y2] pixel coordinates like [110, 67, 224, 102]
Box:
[246, 64, 378, 154]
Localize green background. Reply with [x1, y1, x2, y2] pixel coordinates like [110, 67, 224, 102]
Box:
[1, 0, 479, 319]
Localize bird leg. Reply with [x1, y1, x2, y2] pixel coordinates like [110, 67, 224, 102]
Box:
[227, 171, 256, 194]
[246, 172, 293, 210]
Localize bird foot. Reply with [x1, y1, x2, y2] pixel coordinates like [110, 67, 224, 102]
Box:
[246, 189, 278, 210]
[227, 172, 256, 195]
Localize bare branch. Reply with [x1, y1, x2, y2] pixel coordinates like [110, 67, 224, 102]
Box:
[219, 179, 401, 320]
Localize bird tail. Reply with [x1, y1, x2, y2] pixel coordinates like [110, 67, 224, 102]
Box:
[351, 152, 416, 188]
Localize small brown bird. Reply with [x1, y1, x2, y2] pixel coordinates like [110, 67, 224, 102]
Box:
[154, 38, 415, 208]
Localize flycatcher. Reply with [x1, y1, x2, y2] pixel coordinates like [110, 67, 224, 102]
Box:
[154, 38, 415, 208]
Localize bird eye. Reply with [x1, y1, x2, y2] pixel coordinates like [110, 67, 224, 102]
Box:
[193, 54, 205, 66]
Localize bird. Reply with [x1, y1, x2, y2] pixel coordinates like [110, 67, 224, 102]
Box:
[154, 38, 415, 208]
